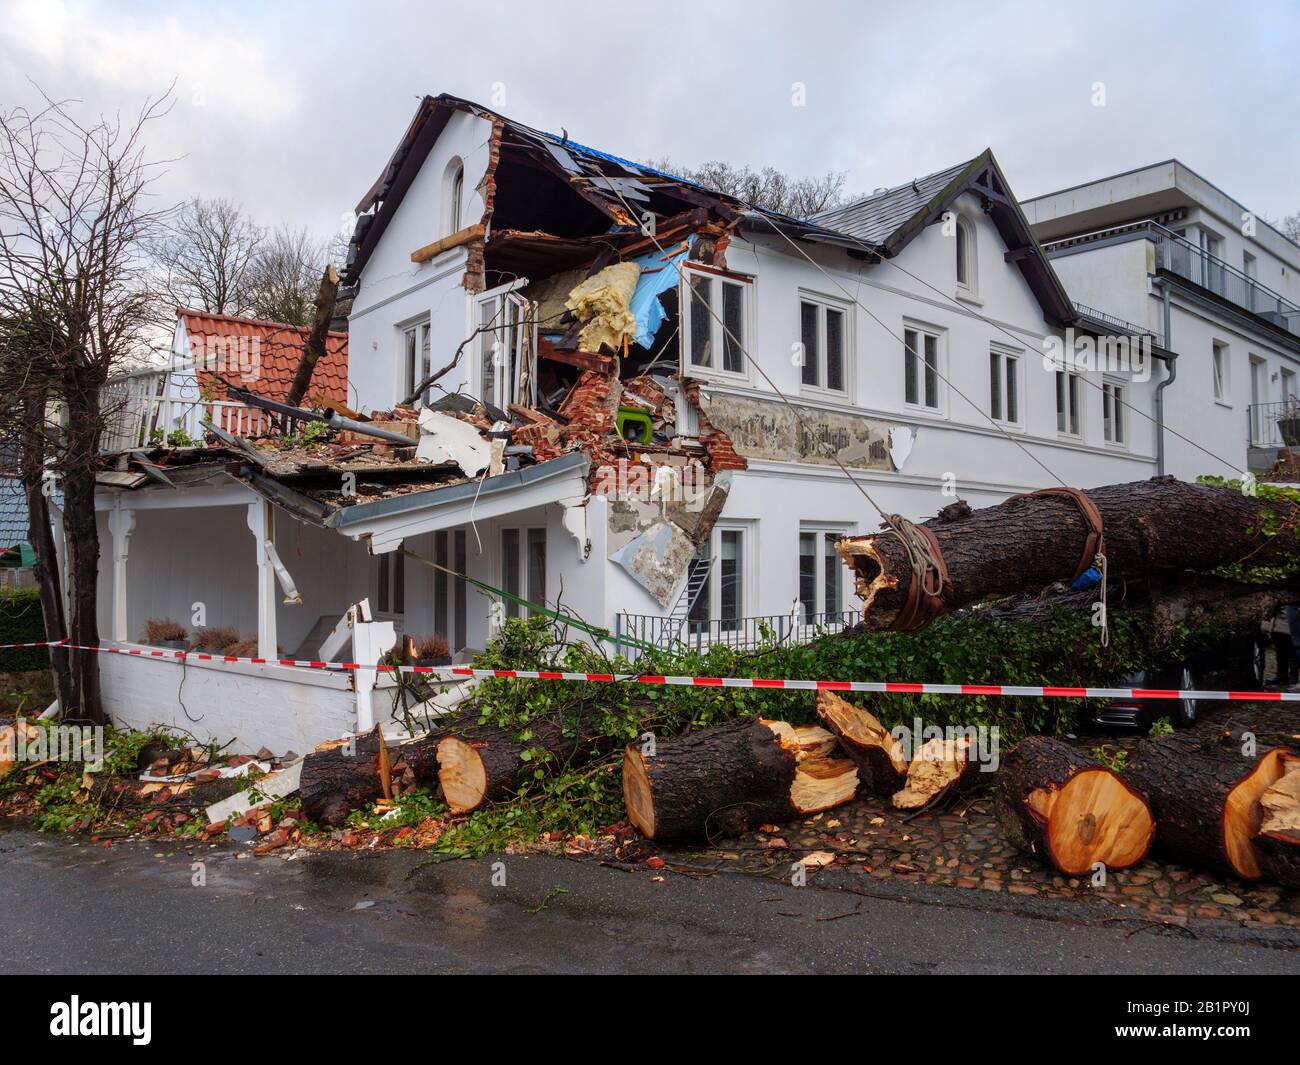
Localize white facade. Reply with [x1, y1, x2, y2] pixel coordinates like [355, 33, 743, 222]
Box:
[1023, 160, 1300, 482]
[344, 114, 1162, 649]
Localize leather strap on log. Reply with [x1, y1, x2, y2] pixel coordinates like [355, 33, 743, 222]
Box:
[1009, 486, 1106, 583]
[889, 520, 953, 632]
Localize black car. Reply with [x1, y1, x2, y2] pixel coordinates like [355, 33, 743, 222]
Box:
[1082, 630, 1267, 733]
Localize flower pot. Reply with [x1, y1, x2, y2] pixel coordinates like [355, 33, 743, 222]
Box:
[416, 656, 452, 669]
[154, 640, 188, 651]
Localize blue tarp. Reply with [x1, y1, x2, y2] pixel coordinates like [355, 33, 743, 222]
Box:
[628, 237, 693, 349]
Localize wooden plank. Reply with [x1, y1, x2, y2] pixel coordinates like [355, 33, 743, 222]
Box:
[410, 222, 486, 264]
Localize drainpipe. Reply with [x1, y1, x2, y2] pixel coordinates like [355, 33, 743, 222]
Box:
[1153, 277, 1176, 476]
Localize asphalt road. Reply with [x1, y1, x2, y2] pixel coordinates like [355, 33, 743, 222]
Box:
[2, 828, 1298, 975]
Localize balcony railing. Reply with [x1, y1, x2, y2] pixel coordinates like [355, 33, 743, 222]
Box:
[1044, 221, 1300, 339]
[101, 370, 271, 452]
[1247, 399, 1300, 449]
[614, 609, 859, 661]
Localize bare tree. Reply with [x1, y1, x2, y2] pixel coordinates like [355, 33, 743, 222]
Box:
[247, 224, 332, 326]
[645, 157, 854, 218]
[0, 91, 169, 725]
[150, 196, 263, 316]
[1280, 213, 1300, 245]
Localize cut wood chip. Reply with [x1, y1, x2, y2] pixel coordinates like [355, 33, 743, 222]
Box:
[891, 736, 976, 810]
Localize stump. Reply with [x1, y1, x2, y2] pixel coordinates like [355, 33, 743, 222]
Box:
[1255, 757, 1300, 889]
[815, 691, 908, 796]
[622, 717, 858, 842]
[1125, 736, 1299, 882]
[996, 736, 1154, 875]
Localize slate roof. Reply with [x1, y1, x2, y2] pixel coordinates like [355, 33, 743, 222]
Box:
[811, 158, 977, 246]
[178, 309, 349, 405]
[0, 477, 28, 551]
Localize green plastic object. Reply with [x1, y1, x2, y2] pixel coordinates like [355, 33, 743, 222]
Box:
[616, 406, 654, 444]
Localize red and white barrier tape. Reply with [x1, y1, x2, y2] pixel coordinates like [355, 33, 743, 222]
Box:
[2, 638, 1295, 702]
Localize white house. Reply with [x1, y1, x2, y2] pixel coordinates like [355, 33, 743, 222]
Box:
[1021, 160, 1300, 481]
[85, 94, 1199, 753]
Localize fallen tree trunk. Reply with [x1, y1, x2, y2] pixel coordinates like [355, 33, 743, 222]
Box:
[299, 730, 441, 827]
[622, 717, 857, 842]
[437, 707, 612, 815]
[996, 737, 1154, 875]
[837, 477, 1300, 631]
[1124, 736, 1299, 883]
[815, 691, 908, 796]
[1254, 758, 1300, 889]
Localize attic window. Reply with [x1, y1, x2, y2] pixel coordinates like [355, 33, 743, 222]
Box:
[444, 158, 465, 237]
[955, 215, 976, 294]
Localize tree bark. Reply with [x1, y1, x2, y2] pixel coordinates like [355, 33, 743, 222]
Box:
[1124, 736, 1298, 882]
[622, 717, 857, 843]
[838, 477, 1300, 631]
[996, 736, 1154, 875]
[436, 705, 614, 815]
[284, 264, 340, 410]
[299, 729, 442, 827]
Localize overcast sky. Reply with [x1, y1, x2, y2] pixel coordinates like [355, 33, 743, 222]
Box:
[3, 0, 1297, 242]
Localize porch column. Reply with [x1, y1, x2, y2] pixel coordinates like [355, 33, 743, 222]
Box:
[246, 500, 278, 660]
[107, 507, 136, 642]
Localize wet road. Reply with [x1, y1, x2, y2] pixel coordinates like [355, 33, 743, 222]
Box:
[1, 829, 1297, 974]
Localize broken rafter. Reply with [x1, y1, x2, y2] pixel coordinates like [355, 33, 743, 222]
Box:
[410, 222, 487, 264]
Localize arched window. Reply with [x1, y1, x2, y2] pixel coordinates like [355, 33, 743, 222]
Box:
[955, 215, 976, 293]
[444, 158, 465, 237]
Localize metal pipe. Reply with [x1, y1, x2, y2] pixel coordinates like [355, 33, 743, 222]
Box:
[1153, 277, 1177, 476]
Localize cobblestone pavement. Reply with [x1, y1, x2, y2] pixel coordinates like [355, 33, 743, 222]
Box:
[661, 689, 1300, 932]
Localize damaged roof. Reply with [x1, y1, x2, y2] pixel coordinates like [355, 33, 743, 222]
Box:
[179, 309, 349, 405]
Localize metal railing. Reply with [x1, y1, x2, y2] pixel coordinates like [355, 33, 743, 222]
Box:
[1044, 221, 1300, 338]
[614, 609, 859, 660]
[1071, 301, 1163, 348]
[1247, 399, 1300, 449]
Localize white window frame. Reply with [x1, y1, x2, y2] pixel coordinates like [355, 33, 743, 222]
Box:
[1055, 369, 1082, 438]
[903, 322, 944, 414]
[1102, 375, 1127, 447]
[687, 521, 754, 632]
[798, 291, 853, 398]
[499, 525, 547, 622]
[681, 262, 752, 382]
[798, 523, 851, 622]
[955, 214, 978, 297]
[443, 157, 465, 237]
[398, 316, 432, 406]
[1212, 339, 1230, 403]
[989, 344, 1023, 427]
[472, 279, 530, 410]
[1282, 366, 1297, 405]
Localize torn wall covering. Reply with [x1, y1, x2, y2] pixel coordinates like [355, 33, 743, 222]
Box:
[696, 392, 897, 470]
[607, 475, 732, 607]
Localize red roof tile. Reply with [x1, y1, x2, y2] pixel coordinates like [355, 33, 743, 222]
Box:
[178, 308, 349, 406]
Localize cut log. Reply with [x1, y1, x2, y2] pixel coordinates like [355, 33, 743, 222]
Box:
[837, 477, 1300, 631]
[622, 716, 858, 842]
[815, 691, 908, 796]
[299, 729, 441, 827]
[1254, 758, 1300, 889]
[437, 707, 611, 815]
[996, 736, 1154, 875]
[890, 735, 980, 810]
[1124, 736, 1299, 882]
